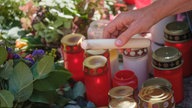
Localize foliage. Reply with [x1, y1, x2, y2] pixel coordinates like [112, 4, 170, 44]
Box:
[0, 46, 72, 107]
[19, 0, 116, 45]
[0, 0, 25, 29]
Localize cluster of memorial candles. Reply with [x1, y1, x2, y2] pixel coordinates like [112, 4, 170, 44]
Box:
[60, 19, 192, 108]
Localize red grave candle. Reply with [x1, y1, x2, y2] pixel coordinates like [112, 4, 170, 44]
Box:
[112, 70, 138, 90]
[61, 33, 85, 81]
[164, 21, 192, 77]
[83, 56, 111, 107]
[152, 46, 184, 104]
[85, 49, 112, 81]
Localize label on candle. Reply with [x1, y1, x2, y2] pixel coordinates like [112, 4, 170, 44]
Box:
[123, 48, 148, 57]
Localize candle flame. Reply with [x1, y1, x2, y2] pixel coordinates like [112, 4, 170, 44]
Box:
[77, 36, 85, 45]
[74, 58, 78, 63]
[96, 78, 101, 84]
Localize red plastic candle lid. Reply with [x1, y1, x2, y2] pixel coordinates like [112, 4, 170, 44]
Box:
[113, 70, 138, 90]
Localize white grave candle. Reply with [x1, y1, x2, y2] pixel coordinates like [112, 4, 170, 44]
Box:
[81, 38, 150, 50]
[123, 48, 149, 89]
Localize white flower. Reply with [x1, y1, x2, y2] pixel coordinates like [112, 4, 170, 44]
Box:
[49, 9, 73, 19]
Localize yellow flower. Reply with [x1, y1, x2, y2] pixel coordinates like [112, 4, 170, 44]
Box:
[15, 39, 28, 49]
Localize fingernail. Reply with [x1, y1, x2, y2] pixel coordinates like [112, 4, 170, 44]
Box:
[115, 39, 123, 46]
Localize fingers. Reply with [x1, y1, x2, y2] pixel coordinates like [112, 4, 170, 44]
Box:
[115, 24, 138, 47]
[103, 12, 131, 39]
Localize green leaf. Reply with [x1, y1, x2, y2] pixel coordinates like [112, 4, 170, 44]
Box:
[31, 62, 38, 78]
[55, 96, 70, 107]
[0, 46, 8, 65]
[29, 90, 58, 104]
[53, 18, 64, 28]
[33, 22, 46, 31]
[0, 90, 14, 108]
[0, 60, 13, 80]
[36, 55, 54, 79]
[34, 70, 71, 91]
[9, 62, 33, 102]
[64, 20, 72, 29]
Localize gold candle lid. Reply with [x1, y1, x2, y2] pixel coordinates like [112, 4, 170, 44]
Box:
[108, 86, 134, 99]
[138, 85, 173, 104]
[142, 77, 172, 89]
[164, 21, 191, 43]
[61, 33, 85, 46]
[83, 56, 108, 75]
[83, 56, 107, 69]
[152, 46, 183, 70]
[164, 21, 189, 36]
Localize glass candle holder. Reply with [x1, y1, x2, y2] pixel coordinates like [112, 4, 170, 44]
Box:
[112, 70, 138, 90]
[83, 56, 111, 107]
[138, 85, 175, 108]
[164, 21, 192, 77]
[109, 49, 119, 77]
[108, 86, 137, 108]
[61, 33, 85, 81]
[87, 20, 110, 39]
[152, 46, 184, 104]
[123, 47, 148, 89]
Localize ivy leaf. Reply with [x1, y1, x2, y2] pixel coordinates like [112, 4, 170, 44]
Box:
[36, 55, 54, 79]
[0, 90, 14, 108]
[9, 61, 33, 102]
[0, 60, 13, 80]
[29, 90, 58, 104]
[34, 70, 71, 91]
[0, 46, 8, 65]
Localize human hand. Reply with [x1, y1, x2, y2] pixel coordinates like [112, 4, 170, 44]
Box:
[103, 8, 156, 47]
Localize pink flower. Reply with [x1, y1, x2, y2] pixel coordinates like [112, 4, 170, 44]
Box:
[19, 0, 37, 20]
